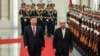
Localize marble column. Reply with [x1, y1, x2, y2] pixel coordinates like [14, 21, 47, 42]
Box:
[0, 0, 1, 20]
[1, 0, 9, 20]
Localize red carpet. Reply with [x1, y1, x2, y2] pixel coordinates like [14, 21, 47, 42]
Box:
[0, 38, 54, 56]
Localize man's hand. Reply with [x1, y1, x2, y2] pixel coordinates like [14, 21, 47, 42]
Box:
[25, 46, 28, 49]
[69, 49, 73, 53]
[42, 47, 45, 50]
[53, 49, 56, 52]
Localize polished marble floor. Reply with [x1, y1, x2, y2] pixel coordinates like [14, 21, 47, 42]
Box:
[0, 43, 20, 56]
[0, 43, 81, 56]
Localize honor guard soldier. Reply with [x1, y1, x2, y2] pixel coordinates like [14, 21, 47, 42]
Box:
[19, 3, 26, 35]
[51, 3, 57, 35]
[96, 22, 99, 56]
[44, 4, 53, 37]
[66, 11, 71, 26]
[98, 22, 100, 56]
[22, 5, 31, 28]
[41, 3, 45, 9]
[94, 21, 100, 56]
[41, 3, 46, 35]
[30, 3, 36, 17]
[36, 3, 45, 35]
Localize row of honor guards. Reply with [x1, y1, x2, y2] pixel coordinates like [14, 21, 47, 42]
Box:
[69, 9, 100, 56]
[19, 3, 57, 37]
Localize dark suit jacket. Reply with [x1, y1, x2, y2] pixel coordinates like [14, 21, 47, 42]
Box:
[24, 25, 45, 52]
[53, 28, 73, 52]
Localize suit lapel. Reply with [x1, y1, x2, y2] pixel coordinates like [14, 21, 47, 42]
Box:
[29, 26, 34, 37]
[35, 26, 39, 37]
[60, 28, 63, 39]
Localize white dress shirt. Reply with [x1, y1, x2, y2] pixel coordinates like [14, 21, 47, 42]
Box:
[61, 28, 66, 39]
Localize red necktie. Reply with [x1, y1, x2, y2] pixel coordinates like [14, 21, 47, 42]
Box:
[33, 26, 36, 36]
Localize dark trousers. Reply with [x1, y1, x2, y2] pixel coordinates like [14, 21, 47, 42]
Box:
[98, 42, 100, 56]
[20, 17, 24, 35]
[52, 20, 55, 35]
[28, 45, 41, 56]
[42, 25, 45, 35]
[46, 19, 53, 36]
[55, 49, 69, 56]
[28, 51, 41, 56]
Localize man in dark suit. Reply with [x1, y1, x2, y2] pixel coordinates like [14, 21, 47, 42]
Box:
[24, 17, 45, 56]
[53, 20, 73, 56]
